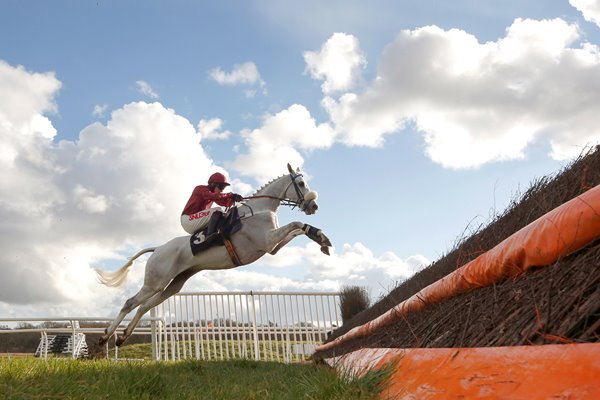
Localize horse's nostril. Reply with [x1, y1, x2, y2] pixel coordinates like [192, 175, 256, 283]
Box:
[313, 204, 319, 211]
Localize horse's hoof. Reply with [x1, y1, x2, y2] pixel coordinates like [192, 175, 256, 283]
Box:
[115, 335, 126, 347]
[98, 336, 108, 346]
[319, 233, 332, 247]
[320, 246, 330, 256]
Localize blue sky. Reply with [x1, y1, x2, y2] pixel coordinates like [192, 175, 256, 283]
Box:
[2, 0, 600, 317]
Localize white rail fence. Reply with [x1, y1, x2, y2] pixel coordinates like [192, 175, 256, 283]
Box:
[154, 291, 342, 362]
[0, 317, 161, 359]
[1, 291, 341, 363]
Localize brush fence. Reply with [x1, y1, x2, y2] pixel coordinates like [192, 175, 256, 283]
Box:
[152, 291, 341, 362]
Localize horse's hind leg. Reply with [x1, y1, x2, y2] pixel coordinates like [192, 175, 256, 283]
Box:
[116, 269, 199, 346]
[99, 285, 161, 345]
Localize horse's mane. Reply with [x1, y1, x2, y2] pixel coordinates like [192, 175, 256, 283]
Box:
[253, 174, 288, 196]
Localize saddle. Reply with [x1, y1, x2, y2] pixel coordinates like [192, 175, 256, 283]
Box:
[189, 207, 243, 256]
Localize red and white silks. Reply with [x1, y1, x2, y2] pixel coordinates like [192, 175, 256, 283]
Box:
[180, 207, 223, 234]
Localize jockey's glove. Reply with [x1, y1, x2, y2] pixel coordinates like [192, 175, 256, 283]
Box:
[232, 194, 244, 202]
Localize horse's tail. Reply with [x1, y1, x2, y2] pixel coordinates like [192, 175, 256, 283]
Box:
[95, 247, 156, 287]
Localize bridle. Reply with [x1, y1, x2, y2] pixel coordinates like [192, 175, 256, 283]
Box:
[243, 173, 309, 211]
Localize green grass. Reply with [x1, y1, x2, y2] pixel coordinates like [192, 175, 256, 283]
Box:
[0, 357, 392, 399]
[116, 343, 153, 360]
[116, 340, 316, 362]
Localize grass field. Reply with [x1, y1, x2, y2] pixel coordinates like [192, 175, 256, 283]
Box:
[115, 340, 316, 362]
[0, 356, 392, 399]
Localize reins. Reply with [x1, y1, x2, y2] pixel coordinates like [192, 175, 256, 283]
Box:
[240, 173, 306, 210]
[241, 195, 303, 209]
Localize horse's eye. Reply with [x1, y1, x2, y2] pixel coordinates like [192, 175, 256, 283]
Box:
[299, 182, 306, 187]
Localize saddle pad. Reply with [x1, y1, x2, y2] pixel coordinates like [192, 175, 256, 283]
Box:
[190, 228, 215, 255]
[189, 207, 243, 256]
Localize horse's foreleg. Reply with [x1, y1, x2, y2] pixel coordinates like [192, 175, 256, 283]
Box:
[269, 229, 304, 255]
[265, 222, 305, 254]
[303, 224, 332, 255]
[116, 269, 199, 346]
[266, 222, 332, 255]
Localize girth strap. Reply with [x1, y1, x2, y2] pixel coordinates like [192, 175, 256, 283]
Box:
[223, 237, 242, 266]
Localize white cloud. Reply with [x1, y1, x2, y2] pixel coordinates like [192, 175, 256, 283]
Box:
[243, 89, 257, 98]
[258, 242, 429, 298]
[0, 61, 61, 217]
[0, 60, 61, 125]
[304, 32, 366, 94]
[0, 60, 227, 308]
[224, 20, 600, 181]
[570, 0, 600, 27]
[321, 19, 600, 168]
[198, 118, 232, 140]
[210, 62, 266, 93]
[181, 269, 339, 293]
[92, 104, 108, 117]
[73, 185, 110, 213]
[135, 80, 159, 99]
[231, 104, 336, 182]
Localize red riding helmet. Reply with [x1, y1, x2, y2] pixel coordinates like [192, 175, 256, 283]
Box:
[208, 172, 230, 186]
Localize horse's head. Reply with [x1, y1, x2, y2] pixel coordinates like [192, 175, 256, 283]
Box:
[286, 163, 319, 215]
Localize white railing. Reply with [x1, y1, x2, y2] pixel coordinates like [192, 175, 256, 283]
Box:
[0, 291, 341, 363]
[0, 317, 164, 360]
[154, 291, 341, 362]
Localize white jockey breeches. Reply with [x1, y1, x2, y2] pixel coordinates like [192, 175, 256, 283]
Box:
[181, 207, 223, 234]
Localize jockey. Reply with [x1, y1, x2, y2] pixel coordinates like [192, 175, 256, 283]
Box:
[181, 172, 244, 238]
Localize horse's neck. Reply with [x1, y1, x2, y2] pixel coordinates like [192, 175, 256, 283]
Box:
[250, 175, 289, 212]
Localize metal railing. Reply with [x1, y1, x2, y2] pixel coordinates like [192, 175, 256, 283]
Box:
[155, 291, 341, 362]
[0, 291, 341, 363]
[0, 317, 164, 360]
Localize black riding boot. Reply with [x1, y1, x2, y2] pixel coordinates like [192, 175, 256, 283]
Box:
[205, 211, 223, 242]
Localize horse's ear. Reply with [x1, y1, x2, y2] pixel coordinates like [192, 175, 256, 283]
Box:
[287, 163, 294, 174]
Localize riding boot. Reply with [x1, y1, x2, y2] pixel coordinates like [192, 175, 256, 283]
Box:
[204, 211, 223, 242]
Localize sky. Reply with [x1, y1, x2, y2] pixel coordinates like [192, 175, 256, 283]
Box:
[1, 0, 600, 319]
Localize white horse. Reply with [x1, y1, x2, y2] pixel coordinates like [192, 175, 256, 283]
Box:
[96, 164, 332, 346]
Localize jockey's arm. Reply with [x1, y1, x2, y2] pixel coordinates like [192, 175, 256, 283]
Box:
[205, 189, 235, 207]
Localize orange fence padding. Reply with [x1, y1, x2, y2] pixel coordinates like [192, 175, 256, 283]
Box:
[317, 184, 600, 353]
[328, 343, 600, 399]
